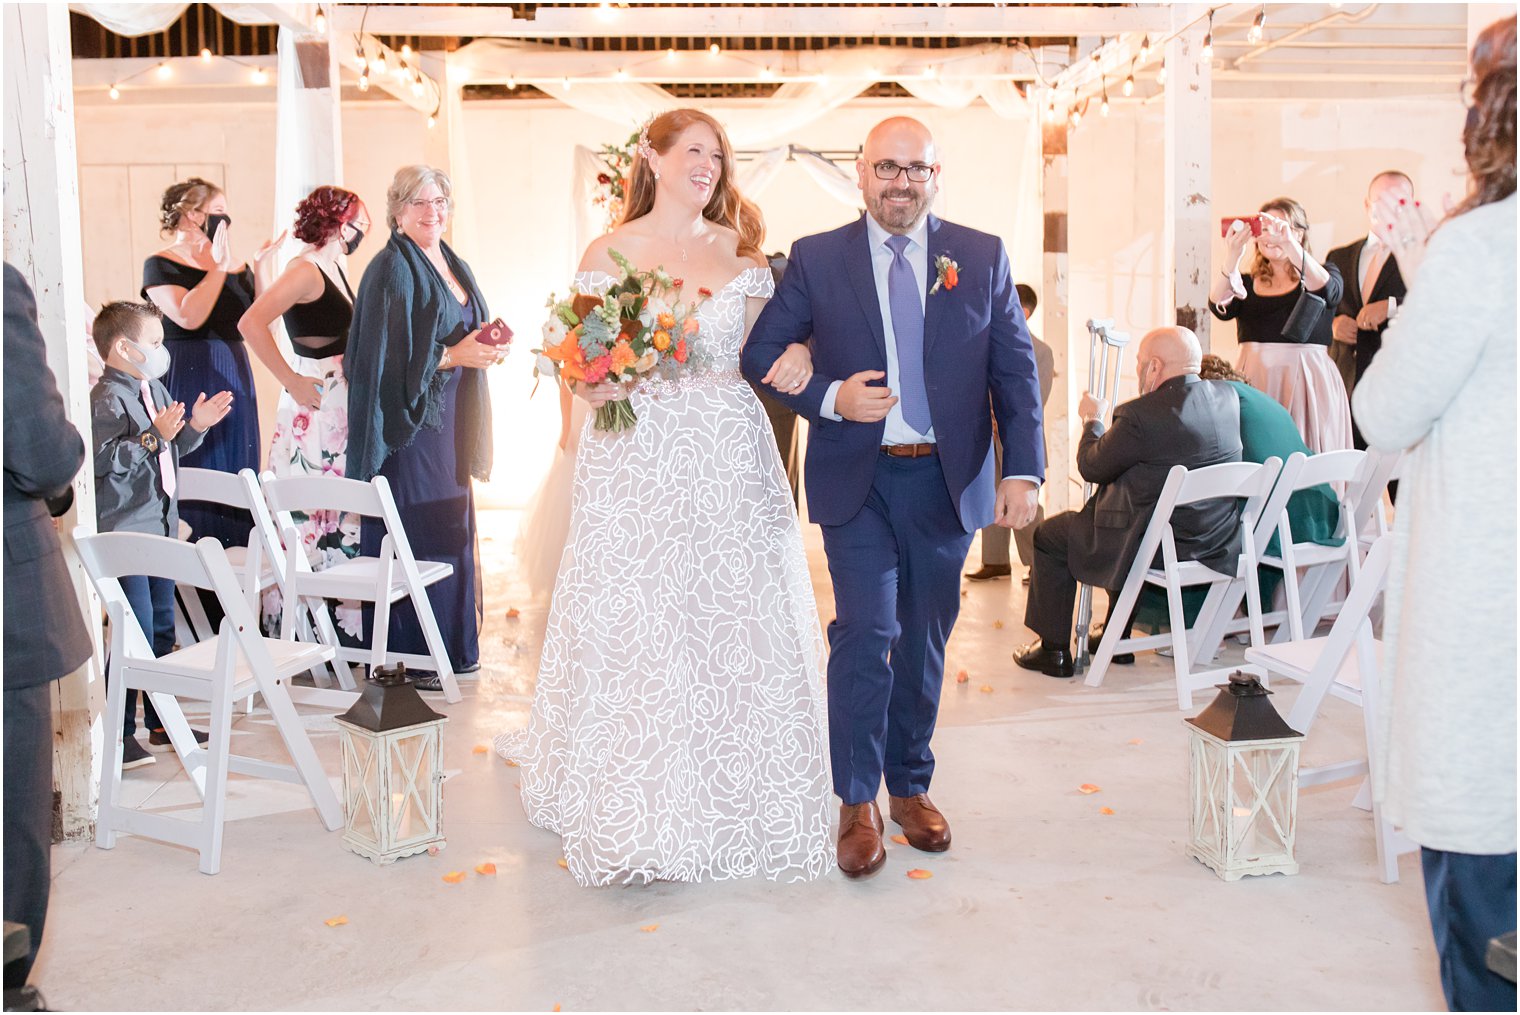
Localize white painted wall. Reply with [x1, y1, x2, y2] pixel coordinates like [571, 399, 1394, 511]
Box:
[73, 86, 1468, 507]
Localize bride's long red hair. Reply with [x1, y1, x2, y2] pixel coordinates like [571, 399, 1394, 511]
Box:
[618, 108, 765, 260]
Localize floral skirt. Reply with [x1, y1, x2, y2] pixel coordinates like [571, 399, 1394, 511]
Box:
[265, 354, 362, 636]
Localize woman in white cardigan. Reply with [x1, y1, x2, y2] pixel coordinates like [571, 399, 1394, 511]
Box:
[1352, 16, 1516, 1013]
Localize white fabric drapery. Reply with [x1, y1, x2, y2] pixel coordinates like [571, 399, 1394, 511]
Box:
[69, 3, 281, 36]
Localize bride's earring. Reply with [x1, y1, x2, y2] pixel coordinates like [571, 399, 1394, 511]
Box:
[654, 171, 661, 181]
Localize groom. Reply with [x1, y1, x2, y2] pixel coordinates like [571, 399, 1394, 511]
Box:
[742, 117, 1045, 879]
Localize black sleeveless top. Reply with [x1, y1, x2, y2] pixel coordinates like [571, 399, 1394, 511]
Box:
[280, 263, 354, 359]
[141, 255, 255, 344]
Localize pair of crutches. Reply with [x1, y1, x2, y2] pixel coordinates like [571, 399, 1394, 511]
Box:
[1072, 318, 1131, 674]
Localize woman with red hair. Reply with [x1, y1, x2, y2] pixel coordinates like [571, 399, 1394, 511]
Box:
[240, 186, 372, 598]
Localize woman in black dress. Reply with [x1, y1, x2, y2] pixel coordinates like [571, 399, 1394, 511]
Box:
[345, 166, 507, 690]
[141, 177, 263, 546]
[1209, 197, 1351, 453]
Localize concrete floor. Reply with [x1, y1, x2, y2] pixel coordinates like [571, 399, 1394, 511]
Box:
[34, 510, 1444, 1011]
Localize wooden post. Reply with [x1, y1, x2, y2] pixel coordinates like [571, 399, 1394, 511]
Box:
[1040, 111, 1073, 516]
[1163, 7, 1213, 349]
[2, 3, 105, 842]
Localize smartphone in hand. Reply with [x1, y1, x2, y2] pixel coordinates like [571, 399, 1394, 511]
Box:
[1220, 215, 1264, 238]
[478, 318, 514, 346]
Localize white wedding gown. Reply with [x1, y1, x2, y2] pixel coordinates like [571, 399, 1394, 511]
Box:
[496, 265, 836, 886]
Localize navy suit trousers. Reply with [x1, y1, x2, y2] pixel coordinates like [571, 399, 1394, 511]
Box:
[820, 452, 972, 804]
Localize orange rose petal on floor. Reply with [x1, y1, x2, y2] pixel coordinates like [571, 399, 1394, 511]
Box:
[955, 669, 969, 684]
[1128, 738, 1144, 745]
[324, 915, 348, 927]
[1099, 807, 1115, 815]
[503, 758, 520, 767]
[427, 845, 440, 856]
[639, 924, 659, 933]
[556, 858, 569, 869]
[890, 834, 909, 845]
[1078, 783, 1102, 795]
[476, 862, 497, 876]
[506, 607, 521, 619]
[906, 868, 934, 879]
[979, 684, 994, 693]
[472, 744, 489, 755]
[960, 589, 968, 597]
[993, 620, 1004, 630]
[442, 871, 466, 884]
[552, 1006, 561, 1012]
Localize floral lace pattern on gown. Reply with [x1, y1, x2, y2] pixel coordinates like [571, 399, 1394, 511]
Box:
[496, 265, 835, 886]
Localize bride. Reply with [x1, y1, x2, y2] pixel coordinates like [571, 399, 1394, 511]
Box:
[497, 109, 835, 885]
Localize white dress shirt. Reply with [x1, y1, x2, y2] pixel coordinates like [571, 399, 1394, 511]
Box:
[820, 214, 935, 445]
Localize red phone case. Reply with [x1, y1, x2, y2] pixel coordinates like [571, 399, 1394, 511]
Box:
[479, 319, 514, 346]
[1220, 215, 1264, 238]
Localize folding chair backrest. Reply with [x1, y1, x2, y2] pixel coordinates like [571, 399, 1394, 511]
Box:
[178, 468, 253, 512]
[260, 474, 386, 520]
[1174, 459, 1278, 508]
[1349, 448, 1402, 538]
[1293, 449, 1366, 491]
[75, 529, 272, 670]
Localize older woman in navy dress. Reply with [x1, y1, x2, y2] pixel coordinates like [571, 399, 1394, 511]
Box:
[142, 177, 262, 548]
[346, 166, 506, 690]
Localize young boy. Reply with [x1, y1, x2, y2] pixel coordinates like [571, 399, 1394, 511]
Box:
[90, 301, 233, 769]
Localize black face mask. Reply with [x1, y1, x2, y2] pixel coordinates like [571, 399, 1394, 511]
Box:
[203, 212, 232, 239]
[343, 227, 365, 255]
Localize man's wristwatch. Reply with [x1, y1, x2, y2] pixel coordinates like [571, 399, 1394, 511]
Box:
[139, 431, 160, 453]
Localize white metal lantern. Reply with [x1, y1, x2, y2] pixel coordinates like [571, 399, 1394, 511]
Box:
[1185, 672, 1304, 881]
[334, 664, 448, 865]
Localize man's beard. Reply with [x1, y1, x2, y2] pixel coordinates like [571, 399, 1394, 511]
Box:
[870, 187, 928, 231]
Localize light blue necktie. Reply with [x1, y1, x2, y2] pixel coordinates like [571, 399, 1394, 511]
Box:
[885, 234, 931, 435]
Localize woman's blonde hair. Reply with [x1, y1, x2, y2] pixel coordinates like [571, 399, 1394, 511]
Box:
[1249, 196, 1312, 284]
[385, 165, 453, 231]
[159, 177, 223, 235]
[619, 109, 764, 260]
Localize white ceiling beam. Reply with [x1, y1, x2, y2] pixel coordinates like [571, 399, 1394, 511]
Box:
[229, 2, 318, 33]
[330, 4, 1174, 39]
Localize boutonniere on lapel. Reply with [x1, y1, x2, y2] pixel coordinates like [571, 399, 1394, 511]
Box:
[930, 254, 959, 295]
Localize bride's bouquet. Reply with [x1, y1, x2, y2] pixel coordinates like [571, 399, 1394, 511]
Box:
[534, 250, 711, 432]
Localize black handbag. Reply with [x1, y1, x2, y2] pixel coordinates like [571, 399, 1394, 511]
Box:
[1280, 280, 1327, 344]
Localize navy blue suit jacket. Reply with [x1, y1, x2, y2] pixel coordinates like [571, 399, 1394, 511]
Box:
[741, 213, 1045, 532]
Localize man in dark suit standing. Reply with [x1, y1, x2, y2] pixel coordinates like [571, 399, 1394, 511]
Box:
[3, 264, 93, 983]
[1326, 171, 1412, 448]
[1014, 326, 1242, 677]
[743, 117, 1045, 879]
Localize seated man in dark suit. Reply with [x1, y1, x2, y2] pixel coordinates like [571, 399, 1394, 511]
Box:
[1014, 326, 1243, 677]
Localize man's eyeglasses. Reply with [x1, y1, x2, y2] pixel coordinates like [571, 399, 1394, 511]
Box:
[407, 197, 451, 212]
[871, 161, 936, 183]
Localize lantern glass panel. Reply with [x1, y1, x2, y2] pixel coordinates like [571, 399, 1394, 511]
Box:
[389, 731, 438, 844]
[1230, 747, 1295, 857]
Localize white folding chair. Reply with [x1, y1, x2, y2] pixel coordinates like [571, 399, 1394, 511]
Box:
[1292, 448, 1402, 642]
[260, 473, 461, 703]
[172, 467, 279, 644]
[1085, 458, 1281, 710]
[1243, 535, 1417, 883]
[1194, 450, 1367, 659]
[75, 529, 343, 875]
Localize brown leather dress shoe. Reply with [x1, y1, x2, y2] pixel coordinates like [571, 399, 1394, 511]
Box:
[888, 793, 952, 852]
[837, 801, 886, 879]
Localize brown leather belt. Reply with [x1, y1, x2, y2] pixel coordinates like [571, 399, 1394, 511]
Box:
[881, 443, 937, 458]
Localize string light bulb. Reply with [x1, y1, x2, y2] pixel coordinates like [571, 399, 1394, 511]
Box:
[1139, 35, 1151, 62]
[709, 42, 721, 55]
[1123, 63, 1136, 97]
[410, 71, 424, 97]
[313, 8, 326, 35]
[1202, 10, 1214, 60]
[759, 65, 775, 80]
[200, 47, 212, 62]
[1068, 105, 1082, 128]
[427, 114, 437, 129]
[1100, 84, 1110, 117]
[358, 70, 370, 91]
[401, 43, 412, 59]
[369, 54, 386, 75]
[1156, 58, 1168, 85]
[252, 66, 268, 85]
[505, 75, 517, 90]
[1248, 5, 1266, 44]
[354, 46, 367, 72]
[614, 67, 629, 81]
[923, 64, 938, 79]
[1045, 96, 1056, 121]
[108, 84, 121, 100]
[156, 62, 172, 80]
